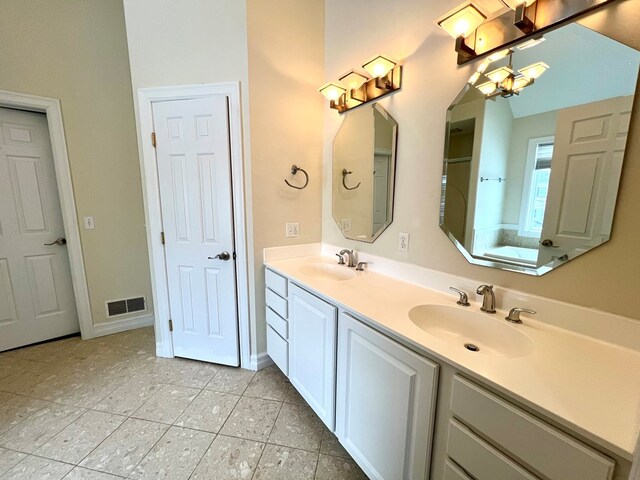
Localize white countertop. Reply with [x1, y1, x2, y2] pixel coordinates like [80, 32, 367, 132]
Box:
[265, 255, 640, 461]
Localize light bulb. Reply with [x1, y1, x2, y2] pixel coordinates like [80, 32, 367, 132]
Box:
[318, 82, 346, 102]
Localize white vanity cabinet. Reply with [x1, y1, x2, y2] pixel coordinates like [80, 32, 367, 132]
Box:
[336, 312, 439, 480]
[288, 283, 338, 430]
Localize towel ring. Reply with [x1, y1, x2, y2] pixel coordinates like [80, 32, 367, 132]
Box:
[285, 165, 309, 190]
[342, 169, 361, 191]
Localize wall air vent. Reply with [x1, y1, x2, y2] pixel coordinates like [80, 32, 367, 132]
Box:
[106, 296, 146, 317]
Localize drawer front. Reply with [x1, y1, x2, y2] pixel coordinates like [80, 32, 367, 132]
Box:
[266, 307, 288, 339]
[266, 324, 288, 375]
[447, 420, 539, 480]
[444, 461, 473, 480]
[265, 269, 287, 298]
[451, 376, 615, 480]
[265, 288, 287, 319]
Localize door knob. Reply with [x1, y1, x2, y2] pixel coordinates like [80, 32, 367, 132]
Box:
[44, 237, 67, 246]
[208, 251, 231, 261]
[540, 239, 558, 248]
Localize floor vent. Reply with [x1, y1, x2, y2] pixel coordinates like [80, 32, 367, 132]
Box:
[106, 296, 146, 317]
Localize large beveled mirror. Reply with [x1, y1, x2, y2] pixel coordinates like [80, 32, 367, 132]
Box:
[333, 103, 398, 242]
[441, 22, 640, 275]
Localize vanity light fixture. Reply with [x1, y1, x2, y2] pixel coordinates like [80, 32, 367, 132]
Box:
[319, 55, 403, 114]
[437, 3, 487, 60]
[440, 0, 615, 65]
[473, 50, 548, 98]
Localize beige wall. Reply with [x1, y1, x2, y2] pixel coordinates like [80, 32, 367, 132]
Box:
[123, 0, 325, 355]
[323, 0, 640, 320]
[0, 0, 153, 327]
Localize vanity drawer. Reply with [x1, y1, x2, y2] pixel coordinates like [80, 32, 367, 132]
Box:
[450, 376, 615, 480]
[447, 420, 539, 480]
[266, 307, 288, 339]
[265, 269, 287, 298]
[266, 324, 288, 375]
[265, 288, 287, 319]
[444, 460, 474, 480]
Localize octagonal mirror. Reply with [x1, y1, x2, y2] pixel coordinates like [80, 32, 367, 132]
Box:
[441, 22, 640, 275]
[333, 103, 398, 242]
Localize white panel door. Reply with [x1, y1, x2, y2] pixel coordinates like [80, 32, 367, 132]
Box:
[538, 96, 632, 266]
[0, 108, 78, 351]
[336, 312, 439, 480]
[289, 283, 337, 430]
[153, 96, 239, 366]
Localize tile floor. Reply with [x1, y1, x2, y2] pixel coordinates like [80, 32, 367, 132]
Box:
[0, 327, 368, 479]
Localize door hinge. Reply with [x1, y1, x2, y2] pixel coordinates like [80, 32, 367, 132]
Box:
[151, 132, 157, 148]
[169, 319, 173, 332]
[160, 231, 165, 245]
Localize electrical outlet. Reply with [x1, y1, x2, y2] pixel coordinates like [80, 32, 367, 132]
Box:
[83, 216, 95, 230]
[341, 218, 352, 232]
[285, 222, 299, 238]
[398, 232, 409, 252]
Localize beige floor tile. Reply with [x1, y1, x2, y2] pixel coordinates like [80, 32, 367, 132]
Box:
[244, 365, 290, 401]
[174, 390, 239, 433]
[268, 403, 323, 451]
[142, 358, 220, 388]
[0, 362, 63, 396]
[204, 366, 255, 395]
[35, 410, 126, 464]
[79, 418, 168, 477]
[0, 392, 13, 407]
[284, 385, 307, 405]
[93, 377, 164, 416]
[0, 396, 49, 435]
[132, 384, 199, 424]
[219, 396, 281, 442]
[0, 403, 85, 453]
[129, 426, 214, 480]
[63, 467, 125, 479]
[252, 444, 318, 480]
[0, 357, 43, 382]
[0, 448, 27, 476]
[1, 455, 74, 480]
[320, 428, 350, 458]
[315, 454, 367, 480]
[190, 435, 265, 480]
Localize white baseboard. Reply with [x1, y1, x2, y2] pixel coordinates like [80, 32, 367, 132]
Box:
[249, 351, 274, 371]
[92, 313, 154, 337]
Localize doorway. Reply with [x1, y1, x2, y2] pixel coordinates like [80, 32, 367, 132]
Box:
[137, 83, 251, 369]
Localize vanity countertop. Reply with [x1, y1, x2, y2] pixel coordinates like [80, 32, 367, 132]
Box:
[265, 255, 640, 460]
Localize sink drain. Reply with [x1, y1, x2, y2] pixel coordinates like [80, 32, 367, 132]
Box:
[464, 343, 480, 352]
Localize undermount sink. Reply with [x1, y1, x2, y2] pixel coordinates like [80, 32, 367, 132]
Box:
[299, 263, 356, 281]
[408, 304, 534, 358]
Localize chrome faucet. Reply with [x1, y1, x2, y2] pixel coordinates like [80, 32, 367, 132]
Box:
[339, 249, 357, 268]
[505, 307, 536, 324]
[476, 284, 496, 313]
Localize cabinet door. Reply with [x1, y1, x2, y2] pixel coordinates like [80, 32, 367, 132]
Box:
[336, 312, 439, 480]
[289, 283, 338, 430]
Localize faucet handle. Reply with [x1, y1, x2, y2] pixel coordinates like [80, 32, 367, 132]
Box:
[356, 262, 368, 271]
[505, 307, 536, 324]
[335, 253, 345, 265]
[449, 287, 470, 306]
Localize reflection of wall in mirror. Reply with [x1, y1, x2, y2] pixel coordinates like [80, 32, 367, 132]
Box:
[372, 109, 394, 235]
[333, 107, 375, 239]
[444, 126, 473, 245]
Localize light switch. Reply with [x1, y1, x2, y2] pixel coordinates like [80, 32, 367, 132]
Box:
[83, 216, 95, 230]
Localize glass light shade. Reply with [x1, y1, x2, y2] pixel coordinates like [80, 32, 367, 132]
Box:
[468, 72, 481, 85]
[362, 56, 397, 78]
[519, 62, 549, 80]
[319, 82, 346, 101]
[437, 4, 486, 39]
[512, 75, 532, 91]
[477, 60, 491, 74]
[339, 71, 369, 90]
[487, 49, 511, 62]
[486, 66, 514, 83]
[477, 81, 497, 95]
[502, 0, 536, 9]
[517, 37, 545, 50]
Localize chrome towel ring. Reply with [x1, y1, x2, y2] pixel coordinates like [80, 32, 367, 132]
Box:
[285, 165, 309, 190]
[342, 169, 361, 190]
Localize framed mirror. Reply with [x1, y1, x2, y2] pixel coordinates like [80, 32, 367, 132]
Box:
[441, 22, 640, 275]
[333, 103, 398, 242]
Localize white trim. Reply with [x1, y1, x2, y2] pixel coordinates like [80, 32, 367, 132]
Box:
[251, 352, 274, 371]
[518, 135, 554, 238]
[0, 90, 93, 339]
[93, 313, 154, 336]
[136, 83, 251, 368]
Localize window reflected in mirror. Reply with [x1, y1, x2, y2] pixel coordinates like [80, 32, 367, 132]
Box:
[441, 23, 640, 275]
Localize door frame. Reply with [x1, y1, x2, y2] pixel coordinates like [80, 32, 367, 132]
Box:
[137, 83, 251, 369]
[0, 89, 93, 338]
